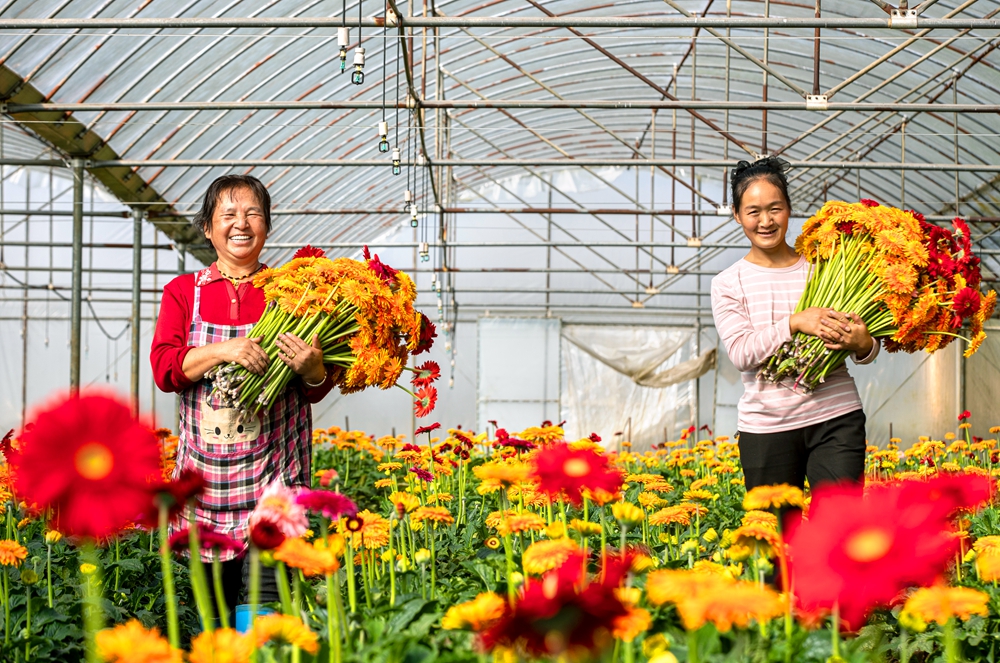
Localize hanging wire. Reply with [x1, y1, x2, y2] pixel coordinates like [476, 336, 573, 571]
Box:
[394, 34, 400, 146]
[381, 23, 387, 123]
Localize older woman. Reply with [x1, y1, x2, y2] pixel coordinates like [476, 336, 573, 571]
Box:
[151, 174, 335, 614]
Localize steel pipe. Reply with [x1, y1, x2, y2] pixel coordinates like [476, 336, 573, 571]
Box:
[6, 100, 999, 112]
[0, 16, 993, 29]
[130, 208, 142, 416]
[69, 159, 84, 394]
[2, 158, 998, 171]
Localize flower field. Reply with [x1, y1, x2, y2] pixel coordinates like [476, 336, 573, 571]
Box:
[3, 406, 1000, 662]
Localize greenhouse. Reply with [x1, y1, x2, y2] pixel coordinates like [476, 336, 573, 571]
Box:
[0, 1, 999, 661]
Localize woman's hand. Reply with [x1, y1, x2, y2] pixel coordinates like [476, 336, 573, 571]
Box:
[275, 333, 326, 384]
[819, 311, 874, 355]
[790, 307, 840, 343]
[219, 336, 271, 375]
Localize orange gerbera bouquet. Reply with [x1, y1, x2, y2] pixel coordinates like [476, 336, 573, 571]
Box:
[208, 246, 438, 416]
[758, 200, 995, 391]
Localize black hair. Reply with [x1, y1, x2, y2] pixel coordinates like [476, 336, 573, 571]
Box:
[193, 174, 272, 243]
[730, 156, 791, 213]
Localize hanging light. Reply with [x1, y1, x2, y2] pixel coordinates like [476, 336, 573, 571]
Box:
[404, 189, 412, 204]
[420, 241, 430, 262]
[378, 121, 389, 153]
[410, 203, 419, 227]
[338, 28, 349, 72]
[392, 148, 401, 175]
[352, 47, 366, 85]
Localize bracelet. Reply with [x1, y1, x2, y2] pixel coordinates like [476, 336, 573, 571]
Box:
[302, 368, 328, 388]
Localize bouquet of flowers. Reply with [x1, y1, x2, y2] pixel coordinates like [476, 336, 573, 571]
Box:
[207, 245, 439, 416]
[758, 199, 996, 392]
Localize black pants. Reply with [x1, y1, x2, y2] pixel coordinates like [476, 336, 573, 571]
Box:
[217, 554, 284, 618]
[737, 408, 867, 492]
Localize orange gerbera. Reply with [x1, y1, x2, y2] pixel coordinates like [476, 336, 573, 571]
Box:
[522, 538, 582, 575]
[742, 484, 804, 510]
[496, 513, 546, 537]
[273, 537, 340, 577]
[411, 506, 455, 525]
[646, 570, 783, 632]
[612, 605, 652, 642]
[977, 553, 1000, 582]
[188, 628, 253, 663]
[648, 506, 691, 527]
[0, 540, 28, 567]
[741, 510, 778, 529]
[95, 620, 182, 663]
[253, 614, 320, 654]
[731, 524, 784, 559]
[338, 509, 390, 549]
[389, 491, 420, 514]
[473, 461, 531, 487]
[899, 585, 989, 629]
[441, 592, 507, 631]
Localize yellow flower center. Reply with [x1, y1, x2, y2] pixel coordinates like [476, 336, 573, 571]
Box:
[74, 442, 114, 480]
[844, 527, 892, 563]
[563, 458, 590, 478]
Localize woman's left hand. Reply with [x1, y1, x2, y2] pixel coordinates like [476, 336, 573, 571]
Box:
[275, 333, 326, 383]
[819, 311, 874, 355]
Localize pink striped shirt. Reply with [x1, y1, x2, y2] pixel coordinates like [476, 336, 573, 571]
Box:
[711, 256, 878, 434]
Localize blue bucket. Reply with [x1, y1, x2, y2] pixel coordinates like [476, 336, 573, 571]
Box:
[234, 605, 276, 633]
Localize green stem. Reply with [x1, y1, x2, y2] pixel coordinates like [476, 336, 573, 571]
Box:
[2, 567, 8, 645]
[46, 543, 53, 609]
[186, 509, 215, 632]
[345, 542, 358, 613]
[81, 543, 103, 663]
[326, 573, 342, 663]
[944, 617, 957, 663]
[276, 562, 295, 616]
[24, 581, 30, 661]
[157, 506, 179, 649]
[687, 628, 700, 663]
[831, 603, 841, 660]
[212, 553, 230, 629]
[249, 546, 261, 663]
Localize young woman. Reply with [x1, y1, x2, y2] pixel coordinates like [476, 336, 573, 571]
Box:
[710, 158, 878, 491]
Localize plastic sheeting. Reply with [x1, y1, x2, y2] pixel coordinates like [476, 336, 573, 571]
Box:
[560, 325, 698, 449]
[562, 325, 715, 388]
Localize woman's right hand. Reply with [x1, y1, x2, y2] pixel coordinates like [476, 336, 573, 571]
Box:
[789, 307, 839, 343]
[217, 336, 270, 375]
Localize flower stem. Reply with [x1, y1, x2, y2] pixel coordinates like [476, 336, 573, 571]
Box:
[944, 617, 957, 663]
[212, 553, 230, 629]
[81, 542, 103, 663]
[276, 561, 295, 616]
[326, 573, 342, 663]
[687, 628, 700, 663]
[157, 505, 180, 648]
[46, 542, 53, 609]
[186, 509, 215, 633]
[344, 542, 358, 613]
[831, 603, 841, 660]
[249, 546, 261, 663]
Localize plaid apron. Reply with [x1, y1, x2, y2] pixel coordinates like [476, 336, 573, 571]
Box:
[174, 272, 313, 561]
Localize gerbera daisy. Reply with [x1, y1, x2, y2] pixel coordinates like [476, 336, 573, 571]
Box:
[411, 361, 441, 387]
[167, 524, 243, 556]
[15, 392, 162, 539]
[899, 585, 989, 628]
[612, 605, 652, 642]
[95, 620, 182, 663]
[731, 524, 783, 559]
[568, 519, 603, 537]
[742, 484, 804, 511]
[188, 628, 252, 663]
[472, 461, 531, 487]
[389, 491, 421, 514]
[411, 506, 454, 525]
[441, 592, 506, 631]
[0, 539, 27, 567]
[252, 614, 320, 654]
[741, 510, 778, 529]
[273, 537, 339, 577]
[522, 538, 582, 575]
[648, 506, 692, 528]
[295, 489, 358, 519]
[338, 509, 390, 549]
[414, 385, 438, 417]
[611, 503, 645, 528]
[249, 482, 308, 539]
[531, 443, 623, 506]
[496, 513, 546, 537]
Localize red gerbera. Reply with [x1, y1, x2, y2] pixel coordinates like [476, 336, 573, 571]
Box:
[295, 489, 358, 519]
[411, 361, 441, 387]
[531, 443, 623, 506]
[479, 551, 629, 657]
[138, 468, 207, 528]
[249, 517, 286, 550]
[410, 467, 434, 482]
[835, 221, 856, 234]
[959, 410, 971, 422]
[952, 287, 981, 319]
[413, 313, 437, 355]
[589, 433, 602, 443]
[860, 198, 880, 207]
[414, 422, 441, 436]
[414, 385, 438, 418]
[362, 245, 399, 283]
[908, 210, 926, 223]
[787, 474, 990, 630]
[168, 523, 244, 556]
[292, 245, 326, 259]
[14, 392, 162, 539]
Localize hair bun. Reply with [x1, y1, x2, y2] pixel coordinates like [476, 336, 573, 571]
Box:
[730, 156, 791, 187]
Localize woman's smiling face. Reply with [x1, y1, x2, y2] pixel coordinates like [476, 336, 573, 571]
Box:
[734, 178, 791, 255]
[204, 186, 268, 267]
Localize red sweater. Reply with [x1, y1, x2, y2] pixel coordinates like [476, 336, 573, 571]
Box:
[151, 263, 335, 402]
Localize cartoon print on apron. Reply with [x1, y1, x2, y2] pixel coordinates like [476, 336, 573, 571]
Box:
[174, 270, 313, 561]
